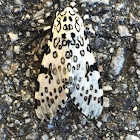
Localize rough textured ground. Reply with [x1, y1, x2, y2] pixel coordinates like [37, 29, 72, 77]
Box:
[0, 0, 140, 140]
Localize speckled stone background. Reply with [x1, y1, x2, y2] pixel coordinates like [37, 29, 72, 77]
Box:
[0, 0, 140, 140]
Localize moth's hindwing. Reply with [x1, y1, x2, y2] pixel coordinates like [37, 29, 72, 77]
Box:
[35, 7, 103, 121]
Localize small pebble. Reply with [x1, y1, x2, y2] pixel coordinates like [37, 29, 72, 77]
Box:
[68, 135, 74, 140]
[118, 25, 131, 37]
[25, 118, 30, 124]
[14, 45, 20, 54]
[91, 16, 100, 23]
[23, 112, 28, 118]
[110, 47, 124, 76]
[33, 8, 45, 20]
[96, 121, 102, 128]
[15, 120, 21, 125]
[25, 14, 30, 19]
[56, 136, 63, 140]
[115, 3, 125, 11]
[26, 132, 38, 140]
[133, 106, 137, 111]
[8, 32, 19, 42]
[4, 95, 13, 105]
[130, 13, 140, 25]
[136, 92, 140, 103]
[70, 2, 76, 7]
[45, 12, 50, 18]
[80, 0, 109, 5]
[46, 1, 53, 7]
[48, 124, 54, 129]
[136, 69, 140, 79]
[133, 53, 140, 66]
[103, 97, 110, 107]
[136, 33, 140, 41]
[125, 134, 140, 140]
[14, 7, 23, 13]
[14, 0, 23, 5]
[26, 31, 30, 37]
[103, 85, 112, 91]
[6, 49, 13, 58]
[22, 94, 31, 102]
[41, 134, 49, 140]
[26, 68, 30, 77]
[13, 78, 19, 86]
[102, 113, 109, 122]
[109, 47, 114, 53]
[137, 131, 140, 135]
[125, 116, 137, 130]
[38, 19, 44, 23]
[136, 43, 140, 53]
[10, 63, 19, 74]
[84, 14, 90, 20]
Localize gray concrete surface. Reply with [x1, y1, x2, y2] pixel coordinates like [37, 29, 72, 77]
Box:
[0, 0, 140, 139]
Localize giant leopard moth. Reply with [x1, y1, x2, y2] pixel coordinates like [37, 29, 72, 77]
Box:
[35, 7, 103, 121]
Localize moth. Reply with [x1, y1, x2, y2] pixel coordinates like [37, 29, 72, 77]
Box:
[35, 7, 103, 121]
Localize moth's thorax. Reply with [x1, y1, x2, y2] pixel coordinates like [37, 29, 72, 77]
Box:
[52, 7, 84, 39]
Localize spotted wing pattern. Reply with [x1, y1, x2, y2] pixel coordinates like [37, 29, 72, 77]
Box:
[35, 7, 103, 121]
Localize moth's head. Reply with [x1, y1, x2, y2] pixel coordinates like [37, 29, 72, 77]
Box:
[53, 7, 84, 36]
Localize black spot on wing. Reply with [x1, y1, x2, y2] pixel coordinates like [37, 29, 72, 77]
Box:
[35, 80, 40, 92]
[62, 40, 67, 46]
[58, 45, 62, 50]
[77, 64, 80, 70]
[63, 24, 67, 30]
[40, 66, 48, 74]
[69, 24, 73, 30]
[85, 62, 98, 77]
[71, 33, 75, 38]
[84, 96, 87, 101]
[69, 10, 75, 16]
[87, 95, 92, 105]
[80, 50, 85, 56]
[98, 96, 103, 106]
[69, 16, 72, 21]
[85, 90, 88, 94]
[45, 87, 48, 93]
[35, 99, 41, 109]
[67, 40, 71, 46]
[90, 62, 98, 71]
[73, 55, 78, 62]
[75, 16, 80, 32]
[98, 79, 102, 89]
[50, 32, 53, 42]
[53, 51, 58, 58]
[50, 99, 54, 104]
[87, 44, 91, 53]
[62, 33, 66, 38]
[65, 51, 71, 59]
[76, 43, 79, 48]
[60, 10, 66, 16]
[63, 16, 67, 22]
[77, 36, 84, 46]
[44, 44, 51, 55]
[71, 39, 75, 45]
[84, 31, 88, 39]
[54, 38, 60, 48]
[62, 100, 65, 104]
[76, 102, 79, 107]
